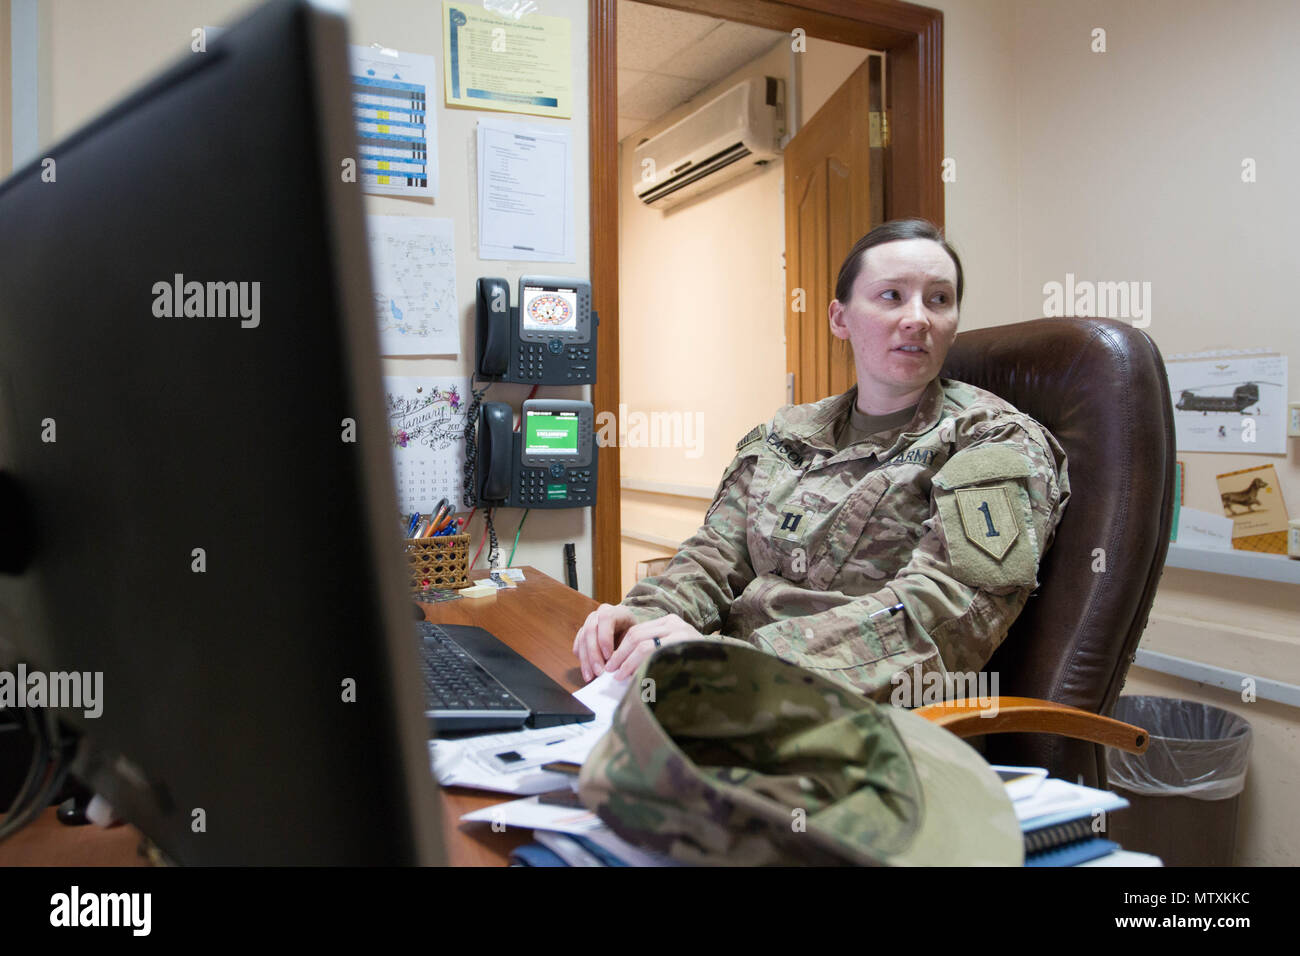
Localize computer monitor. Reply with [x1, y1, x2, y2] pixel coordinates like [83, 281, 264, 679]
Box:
[0, 0, 443, 864]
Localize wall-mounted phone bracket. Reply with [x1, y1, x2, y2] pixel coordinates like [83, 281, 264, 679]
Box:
[475, 276, 597, 385]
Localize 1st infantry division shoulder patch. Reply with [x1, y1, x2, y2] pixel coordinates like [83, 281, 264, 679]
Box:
[953, 485, 1020, 560]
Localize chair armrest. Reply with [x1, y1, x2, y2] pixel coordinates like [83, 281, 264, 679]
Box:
[913, 696, 1149, 754]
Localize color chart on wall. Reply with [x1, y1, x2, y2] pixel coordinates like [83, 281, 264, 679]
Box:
[350, 45, 439, 199]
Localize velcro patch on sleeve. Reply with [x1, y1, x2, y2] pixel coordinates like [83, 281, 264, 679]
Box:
[932, 444, 1033, 490]
[935, 478, 1038, 590]
[736, 423, 767, 452]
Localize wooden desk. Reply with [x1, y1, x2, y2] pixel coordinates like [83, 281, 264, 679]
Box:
[0, 806, 151, 866]
[423, 565, 596, 866]
[0, 566, 593, 867]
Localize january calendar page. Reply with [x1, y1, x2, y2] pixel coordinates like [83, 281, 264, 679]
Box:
[385, 376, 471, 515]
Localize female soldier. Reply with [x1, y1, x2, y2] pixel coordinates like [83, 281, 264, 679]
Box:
[573, 219, 1069, 700]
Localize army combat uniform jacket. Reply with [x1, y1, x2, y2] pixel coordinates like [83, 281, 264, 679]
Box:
[620, 377, 1070, 701]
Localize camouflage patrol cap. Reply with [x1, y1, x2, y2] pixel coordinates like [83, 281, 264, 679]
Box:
[578, 641, 1022, 866]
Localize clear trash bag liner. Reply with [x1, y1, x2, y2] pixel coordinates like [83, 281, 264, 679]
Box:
[1105, 696, 1251, 801]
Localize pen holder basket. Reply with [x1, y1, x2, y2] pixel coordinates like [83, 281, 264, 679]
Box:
[404, 534, 472, 591]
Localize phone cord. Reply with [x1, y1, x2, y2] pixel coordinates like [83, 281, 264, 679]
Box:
[486, 508, 500, 570]
[461, 380, 490, 509]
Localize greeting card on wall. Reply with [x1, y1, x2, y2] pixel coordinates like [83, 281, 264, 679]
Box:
[1171, 461, 1184, 542]
[1215, 464, 1290, 554]
[386, 377, 471, 515]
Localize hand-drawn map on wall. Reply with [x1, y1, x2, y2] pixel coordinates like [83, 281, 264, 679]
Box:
[368, 215, 458, 356]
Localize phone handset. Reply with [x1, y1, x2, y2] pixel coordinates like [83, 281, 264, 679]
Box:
[475, 278, 511, 377]
[476, 401, 514, 503]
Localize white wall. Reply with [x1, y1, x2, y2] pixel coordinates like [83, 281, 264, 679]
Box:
[39, 0, 594, 593]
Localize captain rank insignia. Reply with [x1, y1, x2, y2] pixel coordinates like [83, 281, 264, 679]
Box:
[772, 507, 806, 543]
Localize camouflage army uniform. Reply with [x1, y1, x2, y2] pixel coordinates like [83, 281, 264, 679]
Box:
[620, 377, 1070, 701]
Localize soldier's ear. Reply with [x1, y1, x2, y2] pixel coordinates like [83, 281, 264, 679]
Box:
[828, 299, 849, 339]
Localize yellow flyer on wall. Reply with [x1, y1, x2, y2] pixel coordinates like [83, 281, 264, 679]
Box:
[443, 2, 572, 118]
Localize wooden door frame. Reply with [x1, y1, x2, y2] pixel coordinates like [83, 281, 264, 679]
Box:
[588, 0, 944, 604]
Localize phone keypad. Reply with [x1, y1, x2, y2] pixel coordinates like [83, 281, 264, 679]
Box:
[513, 344, 595, 383]
[517, 344, 546, 380]
[515, 468, 594, 506]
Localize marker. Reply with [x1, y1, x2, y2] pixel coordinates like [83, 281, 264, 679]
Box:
[869, 602, 905, 619]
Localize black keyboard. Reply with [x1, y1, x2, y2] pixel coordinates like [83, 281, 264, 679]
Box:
[417, 622, 530, 732]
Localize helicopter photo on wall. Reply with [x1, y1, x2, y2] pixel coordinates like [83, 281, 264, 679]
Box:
[1165, 351, 1288, 453]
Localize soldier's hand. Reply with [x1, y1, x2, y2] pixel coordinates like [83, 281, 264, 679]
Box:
[604, 613, 705, 681]
[573, 604, 641, 682]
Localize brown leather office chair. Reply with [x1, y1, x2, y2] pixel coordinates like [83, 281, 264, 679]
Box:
[918, 317, 1176, 788]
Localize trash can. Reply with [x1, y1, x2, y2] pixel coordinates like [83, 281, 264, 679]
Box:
[1105, 696, 1252, 866]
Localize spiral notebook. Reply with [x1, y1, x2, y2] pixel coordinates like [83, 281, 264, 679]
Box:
[1026, 838, 1120, 867]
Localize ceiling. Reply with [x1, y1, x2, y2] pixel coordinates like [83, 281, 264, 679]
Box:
[617, 1, 786, 143]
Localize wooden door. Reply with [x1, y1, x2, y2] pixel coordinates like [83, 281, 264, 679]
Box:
[784, 54, 886, 405]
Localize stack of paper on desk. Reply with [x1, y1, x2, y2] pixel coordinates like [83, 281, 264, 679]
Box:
[1013, 777, 1129, 831]
[429, 671, 629, 794]
[460, 790, 679, 866]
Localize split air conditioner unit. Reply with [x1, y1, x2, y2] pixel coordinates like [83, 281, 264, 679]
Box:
[632, 76, 783, 210]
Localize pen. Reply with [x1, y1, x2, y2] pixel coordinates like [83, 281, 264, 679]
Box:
[405, 512, 422, 538]
[869, 602, 905, 619]
[436, 509, 459, 533]
[427, 503, 450, 535]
